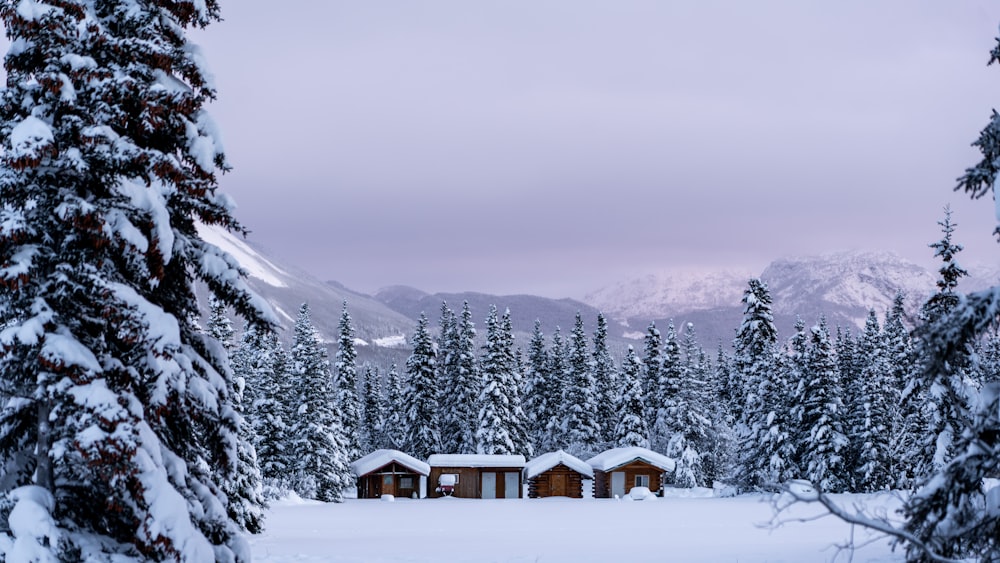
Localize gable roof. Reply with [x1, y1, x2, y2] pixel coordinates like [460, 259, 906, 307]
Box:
[585, 447, 675, 473]
[427, 454, 526, 468]
[351, 449, 431, 477]
[523, 450, 594, 480]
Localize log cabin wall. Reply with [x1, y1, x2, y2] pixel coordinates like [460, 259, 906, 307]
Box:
[527, 464, 588, 498]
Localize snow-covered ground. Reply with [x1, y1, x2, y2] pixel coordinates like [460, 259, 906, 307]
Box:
[249, 490, 904, 562]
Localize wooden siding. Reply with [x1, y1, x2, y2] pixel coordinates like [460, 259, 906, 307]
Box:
[526, 463, 591, 498]
[428, 466, 523, 498]
[593, 460, 666, 498]
[356, 461, 423, 499]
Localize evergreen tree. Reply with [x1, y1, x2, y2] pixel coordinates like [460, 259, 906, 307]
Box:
[383, 364, 405, 450]
[592, 312, 619, 443]
[641, 322, 663, 424]
[0, 1, 270, 557]
[794, 318, 848, 493]
[361, 365, 385, 452]
[667, 323, 715, 487]
[235, 325, 292, 494]
[476, 305, 516, 455]
[851, 310, 897, 492]
[403, 314, 441, 459]
[208, 302, 264, 533]
[503, 310, 532, 458]
[651, 322, 683, 454]
[439, 302, 479, 454]
[614, 346, 649, 448]
[884, 291, 921, 489]
[288, 304, 352, 502]
[522, 320, 551, 452]
[563, 313, 601, 456]
[334, 301, 362, 462]
[732, 279, 791, 491]
[543, 327, 568, 451]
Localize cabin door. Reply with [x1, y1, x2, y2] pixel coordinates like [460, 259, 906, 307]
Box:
[611, 471, 626, 498]
[382, 474, 395, 497]
[481, 472, 497, 499]
[550, 473, 567, 497]
[504, 472, 519, 498]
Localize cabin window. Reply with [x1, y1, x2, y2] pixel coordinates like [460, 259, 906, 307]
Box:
[382, 475, 393, 486]
[400, 477, 414, 489]
[634, 475, 650, 488]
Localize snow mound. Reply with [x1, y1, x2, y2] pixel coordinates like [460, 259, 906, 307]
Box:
[374, 334, 407, 348]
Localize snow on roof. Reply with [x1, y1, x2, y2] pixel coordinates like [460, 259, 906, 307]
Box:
[351, 449, 430, 477]
[523, 450, 594, 480]
[586, 447, 675, 473]
[427, 454, 526, 468]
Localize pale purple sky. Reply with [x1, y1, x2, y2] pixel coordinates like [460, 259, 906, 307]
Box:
[13, 2, 1000, 298]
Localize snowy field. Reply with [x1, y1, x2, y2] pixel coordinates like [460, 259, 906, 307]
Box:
[249, 490, 904, 562]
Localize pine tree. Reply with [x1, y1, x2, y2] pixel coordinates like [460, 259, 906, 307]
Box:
[383, 364, 405, 450]
[641, 322, 663, 424]
[0, 1, 271, 557]
[235, 324, 292, 494]
[849, 310, 896, 492]
[614, 346, 649, 448]
[208, 301, 264, 533]
[592, 312, 619, 444]
[334, 301, 362, 462]
[563, 312, 601, 456]
[403, 314, 441, 459]
[361, 364, 385, 453]
[651, 322, 683, 454]
[522, 320, 550, 452]
[476, 306, 517, 455]
[436, 302, 462, 453]
[503, 310, 532, 458]
[542, 327, 568, 451]
[452, 302, 481, 453]
[288, 304, 352, 502]
[884, 291, 921, 489]
[793, 318, 848, 493]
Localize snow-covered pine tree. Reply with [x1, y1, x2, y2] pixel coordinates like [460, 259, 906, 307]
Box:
[452, 301, 481, 453]
[288, 304, 352, 502]
[883, 291, 921, 489]
[911, 207, 973, 476]
[522, 320, 550, 452]
[641, 322, 663, 424]
[592, 312, 619, 444]
[436, 302, 462, 453]
[333, 301, 362, 462]
[543, 326, 568, 451]
[563, 313, 602, 456]
[732, 279, 791, 491]
[850, 310, 897, 492]
[651, 321, 683, 454]
[235, 324, 292, 496]
[0, 1, 275, 558]
[403, 314, 441, 459]
[383, 363, 405, 450]
[208, 301, 264, 533]
[476, 305, 516, 455]
[673, 323, 715, 487]
[361, 364, 385, 453]
[794, 318, 848, 493]
[502, 310, 532, 458]
[614, 346, 649, 448]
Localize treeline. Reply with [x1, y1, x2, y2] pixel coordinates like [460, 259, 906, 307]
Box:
[222, 210, 993, 505]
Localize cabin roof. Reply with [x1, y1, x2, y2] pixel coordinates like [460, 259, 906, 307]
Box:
[351, 449, 431, 477]
[523, 450, 594, 480]
[585, 447, 675, 473]
[427, 454, 526, 468]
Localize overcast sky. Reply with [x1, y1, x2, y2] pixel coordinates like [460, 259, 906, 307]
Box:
[16, 2, 1000, 298]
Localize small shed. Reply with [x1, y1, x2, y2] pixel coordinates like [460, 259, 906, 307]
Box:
[427, 454, 526, 499]
[586, 447, 675, 498]
[352, 449, 430, 499]
[523, 450, 593, 498]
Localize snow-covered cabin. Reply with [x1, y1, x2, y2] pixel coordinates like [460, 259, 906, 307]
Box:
[523, 450, 594, 498]
[352, 449, 431, 499]
[586, 447, 675, 498]
[427, 454, 526, 499]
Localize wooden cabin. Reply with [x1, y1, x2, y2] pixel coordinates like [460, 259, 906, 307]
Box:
[351, 449, 430, 499]
[426, 454, 526, 499]
[523, 450, 593, 498]
[586, 447, 675, 498]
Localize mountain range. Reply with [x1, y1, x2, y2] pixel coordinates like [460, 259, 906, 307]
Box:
[200, 224, 999, 363]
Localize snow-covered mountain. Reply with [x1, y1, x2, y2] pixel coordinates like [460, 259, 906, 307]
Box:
[580, 251, 986, 346]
